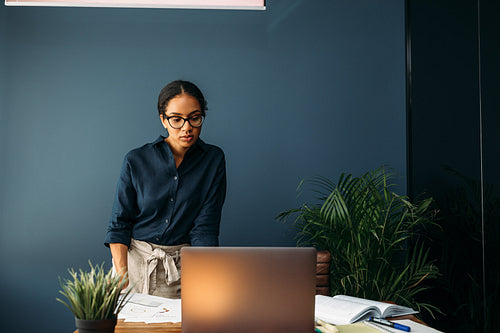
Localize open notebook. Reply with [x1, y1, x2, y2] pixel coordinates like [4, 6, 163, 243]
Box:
[181, 247, 317, 333]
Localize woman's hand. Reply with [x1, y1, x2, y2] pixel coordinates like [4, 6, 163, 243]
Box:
[110, 243, 129, 289]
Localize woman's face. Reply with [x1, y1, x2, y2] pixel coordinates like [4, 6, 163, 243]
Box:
[161, 93, 203, 152]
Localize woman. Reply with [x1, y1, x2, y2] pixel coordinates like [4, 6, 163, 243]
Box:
[104, 80, 226, 298]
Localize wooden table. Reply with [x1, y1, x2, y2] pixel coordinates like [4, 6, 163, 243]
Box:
[74, 315, 426, 333]
[114, 320, 181, 332]
[74, 319, 182, 333]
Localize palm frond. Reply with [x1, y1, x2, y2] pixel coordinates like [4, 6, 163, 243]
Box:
[277, 166, 440, 318]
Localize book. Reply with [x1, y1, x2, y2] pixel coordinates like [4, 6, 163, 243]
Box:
[335, 322, 394, 333]
[315, 295, 418, 325]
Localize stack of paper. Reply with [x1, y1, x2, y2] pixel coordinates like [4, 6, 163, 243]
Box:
[118, 293, 181, 323]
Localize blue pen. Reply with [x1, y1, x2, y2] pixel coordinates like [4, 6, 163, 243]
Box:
[368, 317, 411, 332]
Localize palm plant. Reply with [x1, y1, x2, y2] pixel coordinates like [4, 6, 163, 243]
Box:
[57, 261, 131, 320]
[277, 167, 440, 318]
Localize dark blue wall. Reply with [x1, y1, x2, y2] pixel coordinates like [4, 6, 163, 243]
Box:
[0, 1, 405, 332]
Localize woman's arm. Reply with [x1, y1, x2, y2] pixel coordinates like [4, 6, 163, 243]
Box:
[189, 152, 227, 246]
[105, 156, 137, 247]
[110, 243, 129, 288]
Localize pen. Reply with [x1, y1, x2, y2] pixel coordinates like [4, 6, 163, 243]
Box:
[368, 317, 411, 332]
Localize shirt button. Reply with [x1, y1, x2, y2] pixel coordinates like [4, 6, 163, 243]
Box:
[165, 219, 169, 224]
[174, 176, 178, 181]
[170, 198, 174, 202]
[156, 238, 160, 241]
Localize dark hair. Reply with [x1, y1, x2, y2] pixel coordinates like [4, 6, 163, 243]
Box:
[157, 80, 207, 117]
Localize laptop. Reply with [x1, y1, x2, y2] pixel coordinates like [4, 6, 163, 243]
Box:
[181, 247, 317, 333]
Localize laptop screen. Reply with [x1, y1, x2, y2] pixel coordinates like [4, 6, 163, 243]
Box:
[181, 247, 317, 333]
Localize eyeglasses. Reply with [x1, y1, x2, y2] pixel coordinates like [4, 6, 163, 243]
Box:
[165, 114, 205, 129]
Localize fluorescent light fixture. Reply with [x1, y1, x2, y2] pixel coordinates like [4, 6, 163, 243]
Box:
[4, 0, 266, 9]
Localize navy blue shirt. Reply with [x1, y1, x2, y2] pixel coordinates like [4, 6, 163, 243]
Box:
[104, 136, 226, 247]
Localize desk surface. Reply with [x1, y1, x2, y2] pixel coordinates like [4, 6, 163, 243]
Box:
[74, 315, 426, 333]
[74, 320, 182, 333]
[115, 320, 182, 333]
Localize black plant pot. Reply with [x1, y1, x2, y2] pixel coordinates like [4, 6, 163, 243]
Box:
[75, 318, 117, 333]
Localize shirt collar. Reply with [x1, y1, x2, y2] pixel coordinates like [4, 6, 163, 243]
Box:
[153, 135, 166, 145]
[153, 135, 208, 152]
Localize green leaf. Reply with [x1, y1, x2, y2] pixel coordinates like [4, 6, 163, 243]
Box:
[276, 166, 441, 318]
[56, 260, 131, 320]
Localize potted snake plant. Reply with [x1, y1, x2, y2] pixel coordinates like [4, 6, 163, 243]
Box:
[57, 261, 131, 333]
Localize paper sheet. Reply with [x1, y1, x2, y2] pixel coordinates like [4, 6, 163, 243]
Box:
[118, 293, 181, 323]
[389, 320, 444, 333]
[335, 320, 444, 333]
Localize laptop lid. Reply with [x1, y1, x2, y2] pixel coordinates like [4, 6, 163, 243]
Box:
[181, 247, 316, 333]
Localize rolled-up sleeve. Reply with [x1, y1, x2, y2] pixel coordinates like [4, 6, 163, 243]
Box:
[189, 153, 226, 246]
[104, 156, 137, 248]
